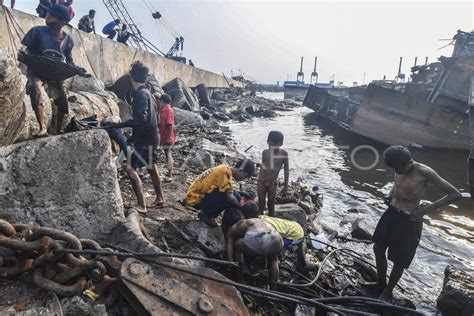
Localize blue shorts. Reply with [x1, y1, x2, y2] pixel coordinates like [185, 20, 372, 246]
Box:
[130, 145, 159, 169]
[195, 190, 241, 218]
[283, 237, 303, 248]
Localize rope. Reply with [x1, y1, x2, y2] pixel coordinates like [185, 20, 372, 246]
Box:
[4, 9, 18, 57]
[54, 248, 238, 267]
[76, 29, 99, 78]
[278, 248, 341, 288]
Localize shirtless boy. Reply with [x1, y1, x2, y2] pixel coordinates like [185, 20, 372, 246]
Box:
[371, 146, 461, 301]
[227, 218, 283, 289]
[258, 131, 289, 216]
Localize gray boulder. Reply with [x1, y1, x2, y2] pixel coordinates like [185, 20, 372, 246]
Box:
[174, 107, 206, 128]
[0, 130, 124, 241]
[437, 265, 474, 315]
[274, 204, 307, 231]
[0, 50, 52, 146]
[192, 148, 215, 171]
[69, 75, 105, 93]
[67, 90, 121, 123]
[351, 218, 376, 240]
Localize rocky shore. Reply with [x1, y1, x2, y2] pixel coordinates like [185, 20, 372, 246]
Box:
[0, 48, 472, 315]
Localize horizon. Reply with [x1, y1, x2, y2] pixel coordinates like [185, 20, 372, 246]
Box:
[13, 0, 473, 85]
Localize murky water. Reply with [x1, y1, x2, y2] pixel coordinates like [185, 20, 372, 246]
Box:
[227, 92, 473, 311]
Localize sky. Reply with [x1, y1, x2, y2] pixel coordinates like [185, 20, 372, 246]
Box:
[13, 0, 474, 85]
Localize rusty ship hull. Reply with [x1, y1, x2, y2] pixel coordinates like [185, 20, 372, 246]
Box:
[303, 31, 474, 151]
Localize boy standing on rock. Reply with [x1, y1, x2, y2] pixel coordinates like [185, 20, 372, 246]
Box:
[257, 131, 289, 216]
[105, 61, 165, 213]
[158, 93, 175, 181]
[21, 4, 74, 136]
[370, 145, 461, 301]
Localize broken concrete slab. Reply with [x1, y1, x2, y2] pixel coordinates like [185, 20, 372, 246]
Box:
[351, 218, 376, 240]
[437, 265, 474, 315]
[201, 138, 237, 157]
[0, 129, 124, 241]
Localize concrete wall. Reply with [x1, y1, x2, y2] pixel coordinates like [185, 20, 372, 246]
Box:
[0, 7, 241, 88]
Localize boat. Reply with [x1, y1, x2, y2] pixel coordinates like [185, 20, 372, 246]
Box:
[303, 30, 474, 151]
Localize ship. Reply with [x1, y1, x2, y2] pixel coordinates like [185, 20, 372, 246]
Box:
[303, 30, 474, 151]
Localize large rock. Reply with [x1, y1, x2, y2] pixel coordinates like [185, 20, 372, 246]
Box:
[0, 50, 53, 146]
[274, 204, 307, 231]
[351, 218, 376, 240]
[437, 265, 474, 315]
[174, 107, 206, 128]
[69, 75, 105, 93]
[67, 90, 121, 122]
[0, 130, 124, 241]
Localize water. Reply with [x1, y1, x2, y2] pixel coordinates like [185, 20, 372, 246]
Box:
[227, 92, 473, 310]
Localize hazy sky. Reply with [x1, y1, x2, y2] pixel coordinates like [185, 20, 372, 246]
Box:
[14, 0, 474, 84]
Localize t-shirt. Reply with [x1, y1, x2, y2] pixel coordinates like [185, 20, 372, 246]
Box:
[260, 215, 304, 241]
[131, 87, 159, 147]
[78, 15, 94, 32]
[185, 164, 233, 206]
[102, 21, 118, 34]
[159, 106, 176, 145]
[21, 26, 74, 76]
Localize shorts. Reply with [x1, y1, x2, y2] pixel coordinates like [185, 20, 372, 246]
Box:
[244, 228, 283, 256]
[26, 76, 68, 115]
[130, 145, 159, 169]
[283, 237, 303, 248]
[373, 206, 423, 269]
[196, 190, 241, 219]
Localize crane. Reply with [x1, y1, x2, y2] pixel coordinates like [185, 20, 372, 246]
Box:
[102, 0, 186, 63]
[297, 56, 304, 82]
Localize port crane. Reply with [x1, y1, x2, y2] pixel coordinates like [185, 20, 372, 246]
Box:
[102, 0, 186, 62]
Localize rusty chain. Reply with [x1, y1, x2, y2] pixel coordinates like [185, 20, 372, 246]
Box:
[0, 219, 119, 306]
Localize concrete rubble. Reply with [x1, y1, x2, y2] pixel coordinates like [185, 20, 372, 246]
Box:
[0, 129, 124, 241]
[436, 265, 474, 315]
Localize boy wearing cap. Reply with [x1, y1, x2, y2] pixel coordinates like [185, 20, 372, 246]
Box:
[22, 3, 75, 136]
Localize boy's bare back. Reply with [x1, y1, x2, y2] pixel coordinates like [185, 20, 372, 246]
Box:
[259, 148, 288, 182]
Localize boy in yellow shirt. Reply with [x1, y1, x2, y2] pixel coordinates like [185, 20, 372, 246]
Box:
[184, 159, 255, 226]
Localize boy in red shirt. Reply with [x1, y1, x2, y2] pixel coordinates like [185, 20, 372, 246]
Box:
[158, 94, 175, 181]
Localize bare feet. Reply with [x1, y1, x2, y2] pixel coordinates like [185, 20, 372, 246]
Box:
[34, 128, 49, 138]
[129, 205, 147, 214]
[148, 199, 165, 209]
